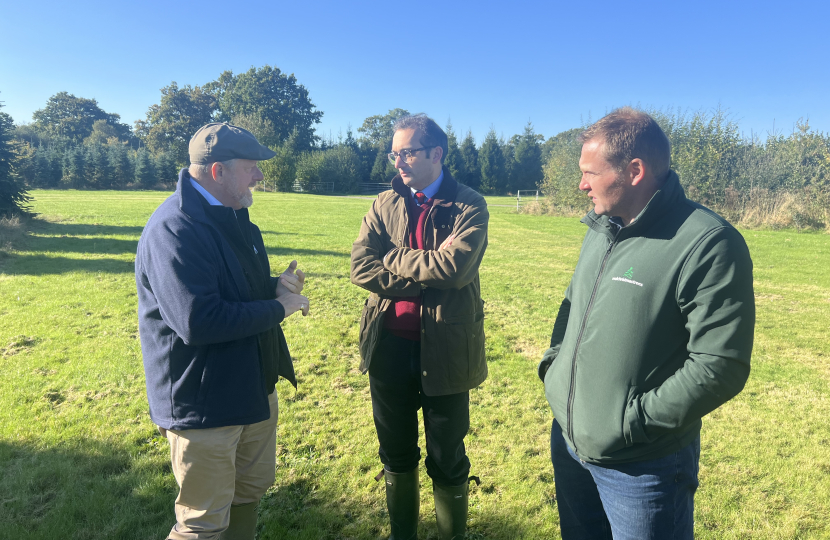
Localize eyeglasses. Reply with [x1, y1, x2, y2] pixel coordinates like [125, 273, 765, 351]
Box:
[388, 146, 436, 165]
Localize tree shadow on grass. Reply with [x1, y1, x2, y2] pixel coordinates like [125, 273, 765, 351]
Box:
[1, 253, 135, 275]
[0, 437, 174, 540]
[28, 222, 147, 238]
[1, 218, 349, 275]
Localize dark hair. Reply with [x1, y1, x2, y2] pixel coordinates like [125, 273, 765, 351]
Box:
[579, 107, 671, 180]
[392, 114, 448, 164]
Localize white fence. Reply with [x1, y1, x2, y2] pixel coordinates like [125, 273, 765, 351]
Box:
[291, 181, 335, 193]
[516, 190, 540, 211]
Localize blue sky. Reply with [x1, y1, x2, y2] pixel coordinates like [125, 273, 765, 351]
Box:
[1, 0, 828, 144]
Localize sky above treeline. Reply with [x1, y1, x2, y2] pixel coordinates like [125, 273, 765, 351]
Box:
[1, 0, 828, 144]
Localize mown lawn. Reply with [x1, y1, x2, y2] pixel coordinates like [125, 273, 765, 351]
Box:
[0, 189, 828, 540]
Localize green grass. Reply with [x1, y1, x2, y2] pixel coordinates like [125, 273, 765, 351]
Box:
[1, 189, 828, 539]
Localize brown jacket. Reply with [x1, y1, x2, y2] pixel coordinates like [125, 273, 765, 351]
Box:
[351, 168, 489, 396]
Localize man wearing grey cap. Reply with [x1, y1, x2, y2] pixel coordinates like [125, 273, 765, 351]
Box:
[136, 123, 310, 540]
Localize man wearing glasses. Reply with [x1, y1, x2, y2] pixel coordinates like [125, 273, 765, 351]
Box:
[351, 114, 489, 539]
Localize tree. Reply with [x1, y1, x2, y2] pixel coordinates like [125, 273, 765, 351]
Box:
[0, 102, 32, 215]
[479, 129, 507, 194]
[32, 92, 131, 142]
[62, 146, 86, 189]
[501, 137, 516, 193]
[135, 82, 218, 166]
[261, 128, 299, 192]
[154, 152, 177, 185]
[539, 128, 586, 211]
[206, 66, 323, 150]
[294, 152, 324, 192]
[318, 145, 362, 193]
[457, 131, 481, 190]
[84, 119, 120, 146]
[512, 121, 544, 192]
[134, 149, 156, 188]
[358, 109, 410, 147]
[444, 120, 466, 182]
[86, 144, 114, 188]
[370, 147, 396, 184]
[108, 143, 133, 187]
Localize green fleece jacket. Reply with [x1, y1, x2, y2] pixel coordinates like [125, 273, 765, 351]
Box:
[540, 171, 755, 464]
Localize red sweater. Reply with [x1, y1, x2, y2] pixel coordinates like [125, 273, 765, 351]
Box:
[383, 195, 433, 340]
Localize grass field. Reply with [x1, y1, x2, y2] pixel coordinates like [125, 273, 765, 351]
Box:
[1, 189, 829, 540]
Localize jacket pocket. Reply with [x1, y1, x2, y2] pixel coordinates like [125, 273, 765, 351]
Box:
[359, 295, 384, 369]
[623, 387, 651, 446]
[439, 313, 484, 383]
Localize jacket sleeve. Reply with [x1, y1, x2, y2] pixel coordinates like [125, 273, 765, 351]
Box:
[138, 219, 285, 347]
[382, 198, 489, 290]
[538, 286, 572, 381]
[624, 227, 755, 443]
[350, 198, 423, 297]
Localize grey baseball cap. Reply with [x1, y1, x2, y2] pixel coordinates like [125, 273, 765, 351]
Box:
[188, 122, 276, 164]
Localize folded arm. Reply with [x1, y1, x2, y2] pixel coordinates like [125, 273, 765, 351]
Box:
[350, 199, 422, 297]
[383, 202, 489, 289]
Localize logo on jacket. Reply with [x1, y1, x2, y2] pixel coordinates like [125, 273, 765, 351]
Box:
[612, 266, 643, 287]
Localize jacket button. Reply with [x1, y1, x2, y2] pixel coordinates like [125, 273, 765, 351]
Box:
[441, 224, 446, 228]
[422, 329, 425, 334]
[423, 371, 428, 376]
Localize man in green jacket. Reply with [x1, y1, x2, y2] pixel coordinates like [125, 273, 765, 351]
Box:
[538, 108, 755, 540]
[351, 114, 489, 540]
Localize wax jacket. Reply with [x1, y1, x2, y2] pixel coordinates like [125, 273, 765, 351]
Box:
[136, 169, 295, 430]
[540, 171, 755, 464]
[351, 168, 489, 396]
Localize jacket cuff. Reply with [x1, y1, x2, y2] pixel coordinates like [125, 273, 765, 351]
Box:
[273, 300, 286, 324]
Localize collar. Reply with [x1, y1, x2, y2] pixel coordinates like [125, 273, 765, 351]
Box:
[189, 177, 223, 206]
[411, 170, 444, 202]
[582, 170, 685, 239]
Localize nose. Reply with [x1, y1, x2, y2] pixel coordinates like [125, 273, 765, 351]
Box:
[254, 166, 264, 182]
[395, 154, 406, 169]
[579, 174, 590, 192]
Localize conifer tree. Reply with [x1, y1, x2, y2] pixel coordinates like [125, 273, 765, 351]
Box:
[0, 102, 31, 215]
[512, 121, 544, 192]
[479, 129, 507, 194]
[134, 149, 156, 187]
[444, 120, 466, 181]
[458, 131, 481, 190]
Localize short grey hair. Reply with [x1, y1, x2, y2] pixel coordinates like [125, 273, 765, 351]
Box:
[392, 114, 448, 164]
[579, 107, 671, 181]
[188, 159, 239, 179]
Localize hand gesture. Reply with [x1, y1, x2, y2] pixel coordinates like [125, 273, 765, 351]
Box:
[278, 293, 310, 318]
[276, 260, 305, 297]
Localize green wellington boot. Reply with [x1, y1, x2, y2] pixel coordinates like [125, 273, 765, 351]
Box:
[433, 480, 470, 540]
[219, 501, 258, 540]
[382, 468, 419, 540]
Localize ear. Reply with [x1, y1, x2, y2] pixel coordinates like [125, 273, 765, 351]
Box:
[211, 162, 222, 181]
[627, 158, 647, 186]
[432, 145, 444, 164]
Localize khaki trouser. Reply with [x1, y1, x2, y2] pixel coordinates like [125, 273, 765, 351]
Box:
[161, 391, 279, 540]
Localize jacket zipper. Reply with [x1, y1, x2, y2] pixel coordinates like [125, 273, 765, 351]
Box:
[566, 234, 617, 450]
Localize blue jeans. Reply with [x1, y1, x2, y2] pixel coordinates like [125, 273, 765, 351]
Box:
[550, 420, 700, 540]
